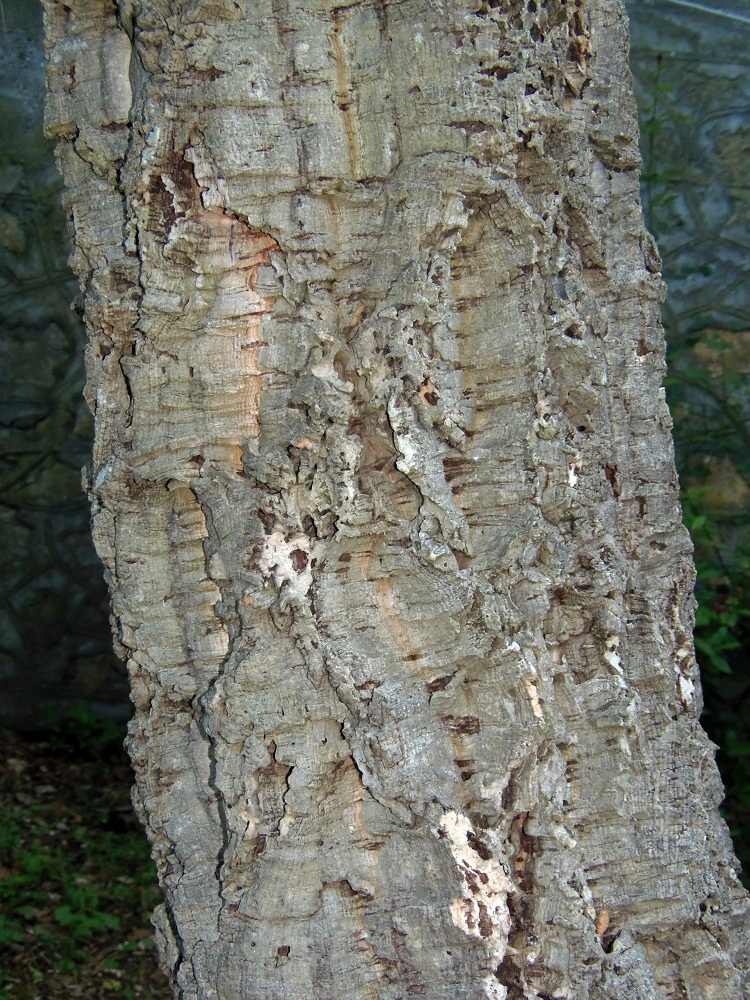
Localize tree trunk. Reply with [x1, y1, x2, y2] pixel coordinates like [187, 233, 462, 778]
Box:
[44, 0, 749, 997]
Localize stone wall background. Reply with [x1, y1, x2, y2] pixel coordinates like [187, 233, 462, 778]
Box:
[627, 0, 750, 336]
[0, 0, 127, 729]
[625, 0, 750, 874]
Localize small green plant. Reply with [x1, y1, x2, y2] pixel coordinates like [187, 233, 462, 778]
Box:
[55, 884, 121, 939]
[682, 488, 750, 679]
[0, 730, 168, 996]
[0, 820, 121, 975]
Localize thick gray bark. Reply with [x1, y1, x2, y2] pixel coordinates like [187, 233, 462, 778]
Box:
[44, 0, 749, 997]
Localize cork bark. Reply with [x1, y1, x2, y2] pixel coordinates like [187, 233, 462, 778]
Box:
[44, 0, 749, 997]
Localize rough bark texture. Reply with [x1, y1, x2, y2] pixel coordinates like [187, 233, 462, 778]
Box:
[44, 0, 749, 997]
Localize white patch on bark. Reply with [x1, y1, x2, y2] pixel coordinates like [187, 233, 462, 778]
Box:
[678, 673, 695, 704]
[567, 453, 582, 487]
[483, 981, 507, 1000]
[436, 810, 513, 1000]
[603, 635, 624, 675]
[258, 531, 312, 598]
[674, 645, 696, 705]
